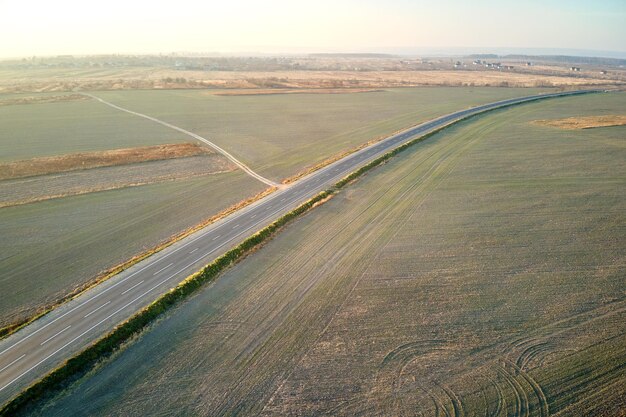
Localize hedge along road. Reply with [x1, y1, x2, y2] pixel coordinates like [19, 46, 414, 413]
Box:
[0, 89, 596, 405]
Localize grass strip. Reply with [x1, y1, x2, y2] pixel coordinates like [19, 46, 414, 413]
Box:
[0, 90, 596, 416]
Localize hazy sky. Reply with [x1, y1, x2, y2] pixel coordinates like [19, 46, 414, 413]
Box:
[1, 0, 624, 58]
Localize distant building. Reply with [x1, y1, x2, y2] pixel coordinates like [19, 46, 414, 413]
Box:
[600, 70, 608, 75]
[484, 62, 502, 69]
[526, 62, 533, 66]
[570, 67, 581, 72]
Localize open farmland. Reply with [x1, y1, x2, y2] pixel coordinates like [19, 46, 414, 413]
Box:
[0, 170, 265, 328]
[0, 96, 185, 162]
[28, 92, 626, 416]
[0, 87, 553, 331]
[92, 87, 555, 181]
[0, 153, 235, 207]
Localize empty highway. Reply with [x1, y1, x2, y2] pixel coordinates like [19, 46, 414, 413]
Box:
[0, 89, 595, 405]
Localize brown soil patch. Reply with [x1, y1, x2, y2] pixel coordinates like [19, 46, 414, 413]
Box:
[0, 94, 89, 106]
[210, 88, 383, 96]
[532, 115, 626, 130]
[0, 143, 211, 180]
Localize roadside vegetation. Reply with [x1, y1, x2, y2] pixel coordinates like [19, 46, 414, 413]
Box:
[14, 92, 625, 416]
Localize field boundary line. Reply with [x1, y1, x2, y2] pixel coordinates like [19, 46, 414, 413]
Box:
[81, 93, 279, 187]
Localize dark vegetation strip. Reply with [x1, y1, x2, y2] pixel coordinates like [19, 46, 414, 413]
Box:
[0, 90, 596, 416]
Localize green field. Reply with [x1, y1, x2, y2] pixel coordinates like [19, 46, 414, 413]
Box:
[0, 170, 265, 327]
[28, 92, 625, 416]
[91, 87, 552, 180]
[0, 154, 233, 207]
[0, 98, 185, 162]
[0, 87, 552, 175]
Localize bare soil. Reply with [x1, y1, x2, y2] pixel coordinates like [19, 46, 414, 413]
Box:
[0, 94, 89, 106]
[532, 115, 626, 129]
[209, 88, 382, 96]
[0, 143, 211, 180]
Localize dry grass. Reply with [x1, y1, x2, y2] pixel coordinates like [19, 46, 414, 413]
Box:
[532, 114, 626, 129]
[0, 143, 210, 180]
[0, 94, 89, 106]
[209, 88, 382, 96]
[219, 70, 615, 88]
[0, 68, 621, 93]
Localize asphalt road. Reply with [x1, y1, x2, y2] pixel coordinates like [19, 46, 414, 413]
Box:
[0, 90, 594, 405]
